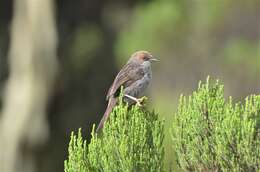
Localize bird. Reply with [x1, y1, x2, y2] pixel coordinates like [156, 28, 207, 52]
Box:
[96, 50, 159, 132]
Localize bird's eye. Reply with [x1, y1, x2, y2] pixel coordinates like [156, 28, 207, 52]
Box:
[143, 56, 149, 61]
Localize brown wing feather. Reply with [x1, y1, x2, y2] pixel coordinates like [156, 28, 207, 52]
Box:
[106, 62, 144, 100]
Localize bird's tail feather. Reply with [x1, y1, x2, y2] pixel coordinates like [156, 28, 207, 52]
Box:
[96, 97, 117, 132]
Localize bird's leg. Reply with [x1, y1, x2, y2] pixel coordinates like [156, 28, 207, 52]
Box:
[124, 94, 148, 106]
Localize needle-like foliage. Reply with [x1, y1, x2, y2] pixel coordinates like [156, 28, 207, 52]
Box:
[172, 77, 260, 171]
[64, 94, 165, 172]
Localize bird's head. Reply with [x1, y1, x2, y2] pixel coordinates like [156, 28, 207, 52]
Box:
[130, 50, 159, 64]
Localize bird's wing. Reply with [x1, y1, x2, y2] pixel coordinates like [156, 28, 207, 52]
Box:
[106, 62, 144, 100]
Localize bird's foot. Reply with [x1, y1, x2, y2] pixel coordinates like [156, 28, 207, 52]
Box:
[124, 94, 148, 107]
[136, 96, 148, 107]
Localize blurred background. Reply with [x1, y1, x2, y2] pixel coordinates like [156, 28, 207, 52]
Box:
[0, 0, 259, 172]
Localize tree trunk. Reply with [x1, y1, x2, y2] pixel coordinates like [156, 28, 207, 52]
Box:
[0, 0, 58, 172]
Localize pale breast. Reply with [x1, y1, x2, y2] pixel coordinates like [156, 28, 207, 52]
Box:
[124, 62, 152, 104]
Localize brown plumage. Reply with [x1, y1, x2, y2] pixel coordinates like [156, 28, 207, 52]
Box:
[96, 50, 158, 132]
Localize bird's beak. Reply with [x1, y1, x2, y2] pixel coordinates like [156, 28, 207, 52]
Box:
[150, 57, 159, 62]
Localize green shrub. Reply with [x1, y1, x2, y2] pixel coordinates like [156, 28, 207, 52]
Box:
[64, 96, 165, 172]
[172, 77, 260, 171]
[64, 78, 260, 172]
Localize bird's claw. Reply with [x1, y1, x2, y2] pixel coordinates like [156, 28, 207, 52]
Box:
[136, 96, 148, 107]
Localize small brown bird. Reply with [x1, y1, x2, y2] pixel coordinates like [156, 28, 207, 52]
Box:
[96, 50, 158, 131]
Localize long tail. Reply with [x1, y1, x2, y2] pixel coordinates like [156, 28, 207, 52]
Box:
[96, 97, 117, 132]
